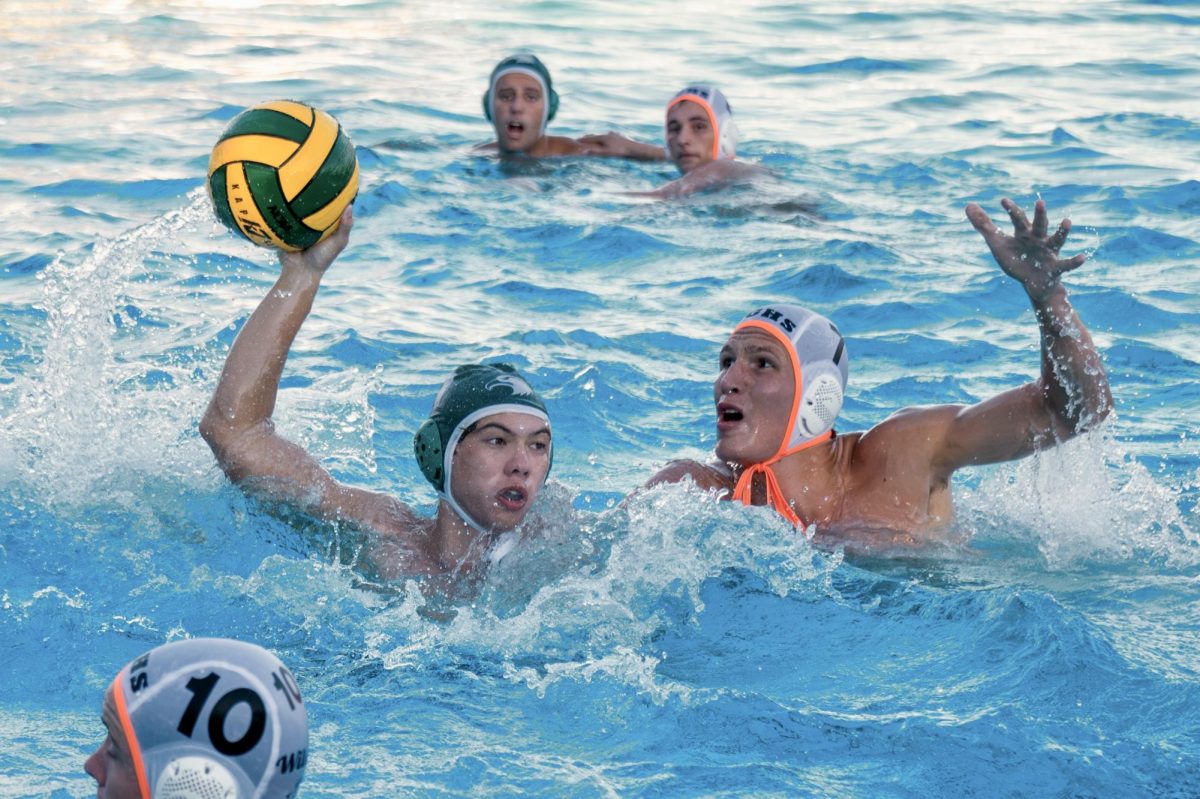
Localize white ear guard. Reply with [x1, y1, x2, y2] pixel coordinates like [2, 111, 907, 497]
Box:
[795, 361, 845, 445]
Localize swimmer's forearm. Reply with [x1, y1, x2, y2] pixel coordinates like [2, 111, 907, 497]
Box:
[206, 265, 323, 430]
[627, 141, 668, 161]
[1031, 284, 1112, 432]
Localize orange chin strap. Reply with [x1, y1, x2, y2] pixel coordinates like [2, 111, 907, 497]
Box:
[111, 672, 151, 799]
[730, 430, 832, 527]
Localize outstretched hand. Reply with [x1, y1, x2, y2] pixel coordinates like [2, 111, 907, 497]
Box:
[965, 198, 1085, 302]
[576, 132, 666, 161]
[278, 204, 354, 277]
[577, 131, 634, 155]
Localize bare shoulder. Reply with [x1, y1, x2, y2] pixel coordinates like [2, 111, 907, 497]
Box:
[329, 483, 426, 537]
[725, 159, 766, 178]
[645, 458, 734, 494]
[696, 159, 765, 182]
[848, 405, 969, 488]
[856, 404, 963, 454]
[328, 485, 439, 579]
[544, 135, 590, 156]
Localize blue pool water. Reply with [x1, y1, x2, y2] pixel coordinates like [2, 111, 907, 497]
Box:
[3, 1, 1199, 796]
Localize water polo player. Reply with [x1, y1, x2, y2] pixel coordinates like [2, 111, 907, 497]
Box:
[85, 638, 307, 799]
[478, 52, 665, 161]
[645, 198, 1112, 552]
[201, 207, 552, 582]
[632, 85, 765, 199]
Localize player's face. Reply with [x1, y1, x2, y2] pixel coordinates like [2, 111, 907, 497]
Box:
[713, 329, 795, 465]
[84, 687, 142, 799]
[450, 412, 551, 531]
[492, 73, 546, 153]
[666, 100, 716, 174]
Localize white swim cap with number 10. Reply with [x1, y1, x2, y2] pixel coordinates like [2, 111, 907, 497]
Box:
[111, 637, 308, 799]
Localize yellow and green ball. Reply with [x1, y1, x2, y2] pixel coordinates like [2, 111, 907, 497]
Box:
[207, 100, 359, 252]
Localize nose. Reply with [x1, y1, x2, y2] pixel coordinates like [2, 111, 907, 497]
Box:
[506, 443, 532, 475]
[85, 744, 105, 785]
[716, 359, 745, 397]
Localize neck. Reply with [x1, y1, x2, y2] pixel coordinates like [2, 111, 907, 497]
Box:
[430, 502, 495, 576]
[769, 436, 844, 520]
[497, 133, 549, 158]
[731, 433, 842, 526]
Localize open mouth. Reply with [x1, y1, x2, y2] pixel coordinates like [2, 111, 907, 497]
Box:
[505, 121, 525, 137]
[497, 487, 527, 511]
[716, 402, 744, 429]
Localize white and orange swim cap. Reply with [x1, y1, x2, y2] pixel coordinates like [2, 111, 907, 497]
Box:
[730, 305, 848, 527]
[665, 85, 738, 161]
[736, 304, 848, 454]
[109, 638, 308, 798]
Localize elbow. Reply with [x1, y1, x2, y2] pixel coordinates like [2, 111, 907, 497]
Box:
[1065, 385, 1114, 437]
[1080, 372, 1115, 433]
[1080, 391, 1114, 433]
[198, 402, 224, 453]
[199, 400, 245, 472]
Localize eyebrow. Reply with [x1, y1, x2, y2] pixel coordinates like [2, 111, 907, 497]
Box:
[473, 422, 551, 437]
[722, 340, 787, 359]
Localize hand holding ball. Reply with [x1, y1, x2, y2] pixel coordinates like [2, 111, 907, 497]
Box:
[207, 100, 358, 252]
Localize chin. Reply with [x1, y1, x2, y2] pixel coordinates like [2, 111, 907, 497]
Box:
[489, 508, 531, 533]
[714, 440, 743, 464]
[715, 439, 769, 466]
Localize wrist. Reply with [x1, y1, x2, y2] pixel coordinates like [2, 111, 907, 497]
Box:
[1027, 280, 1067, 308]
[1031, 284, 1076, 335]
[275, 258, 323, 294]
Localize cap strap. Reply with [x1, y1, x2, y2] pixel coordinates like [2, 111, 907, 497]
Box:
[729, 429, 834, 528]
[112, 672, 152, 799]
[732, 460, 801, 527]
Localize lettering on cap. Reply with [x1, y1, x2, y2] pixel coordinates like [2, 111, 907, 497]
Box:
[745, 306, 797, 333]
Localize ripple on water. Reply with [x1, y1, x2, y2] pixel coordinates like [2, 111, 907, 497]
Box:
[1136, 179, 1200, 213]
[1093, 226, 1199, 265]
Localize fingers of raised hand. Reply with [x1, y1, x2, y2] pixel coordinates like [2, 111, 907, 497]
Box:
[1047, 218, 1071, 252]
[1031, 200, 1049, 239]
[1056, 252, 1087, 273]
[965, 202, 999, 236]
[1001, 198, 1032, 233]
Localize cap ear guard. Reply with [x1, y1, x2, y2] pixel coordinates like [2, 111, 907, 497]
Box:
[796, 361, 844, 442]
[155, 754, 238, 799]
[414, 418, 445, 492]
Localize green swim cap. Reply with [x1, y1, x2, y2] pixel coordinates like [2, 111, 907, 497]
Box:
[414, 363, 551, 500]
[482, 52, 560, 127]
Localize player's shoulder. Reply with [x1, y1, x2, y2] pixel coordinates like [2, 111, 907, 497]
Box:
[854, 404, 964, 456]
